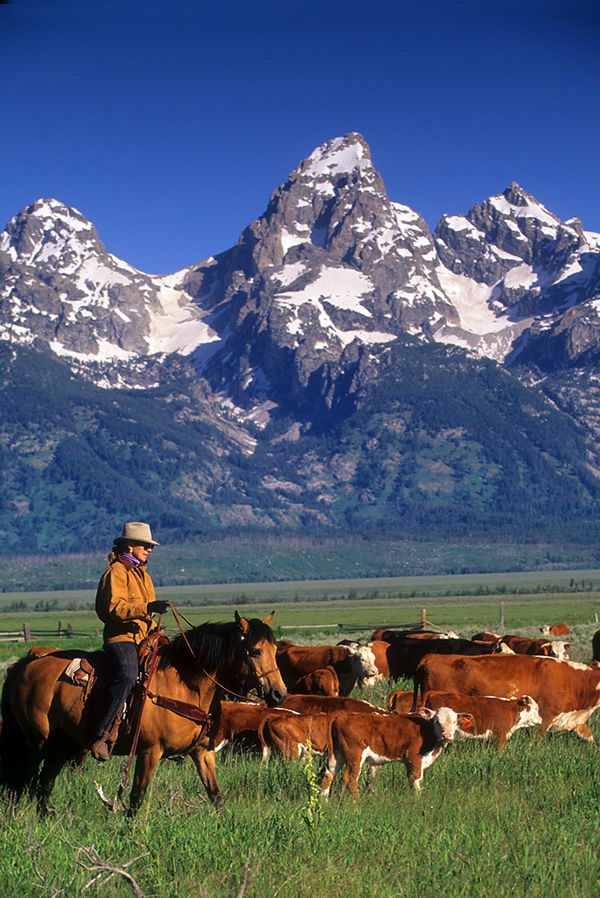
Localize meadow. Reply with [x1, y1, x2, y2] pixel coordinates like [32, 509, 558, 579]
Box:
[0, 575, 599, 897]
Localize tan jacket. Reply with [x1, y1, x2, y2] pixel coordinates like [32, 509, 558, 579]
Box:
[95, 557, 158, 645]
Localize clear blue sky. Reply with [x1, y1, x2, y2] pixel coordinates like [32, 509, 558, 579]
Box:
[1, 0, 599, 274]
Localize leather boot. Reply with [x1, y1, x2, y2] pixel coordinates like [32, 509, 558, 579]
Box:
[90, 730, 113, 762]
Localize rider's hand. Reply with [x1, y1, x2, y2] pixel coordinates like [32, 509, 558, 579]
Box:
[147, 600, 170, 614]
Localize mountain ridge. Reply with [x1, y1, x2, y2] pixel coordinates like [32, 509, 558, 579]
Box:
[1, 132, 600, 552]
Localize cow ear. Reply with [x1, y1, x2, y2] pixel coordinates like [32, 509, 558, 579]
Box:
[416, 707, 434, 719]
[235, 611, 250, 635]
[541, 643, 551, 655]
[517, 696, 530, 709]
[263, 610, 275, 626]
[458, 713, 475, 731]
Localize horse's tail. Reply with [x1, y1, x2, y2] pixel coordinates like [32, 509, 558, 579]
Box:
[0, 657, 34, 799]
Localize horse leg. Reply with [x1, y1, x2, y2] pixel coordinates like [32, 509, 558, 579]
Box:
[36, 734, 81, 816]
[128, 747, 163, 817]
[189, 747, 224, 813]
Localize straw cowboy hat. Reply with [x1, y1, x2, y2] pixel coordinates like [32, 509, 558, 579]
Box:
[115, 521, 160, 546]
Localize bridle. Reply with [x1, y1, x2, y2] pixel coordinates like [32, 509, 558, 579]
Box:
[170, 602, 279, 700]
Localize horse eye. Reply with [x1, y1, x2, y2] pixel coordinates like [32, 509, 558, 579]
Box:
[249, 649, 262, 658]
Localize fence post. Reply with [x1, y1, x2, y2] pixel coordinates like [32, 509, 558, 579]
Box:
[66, 623, 73, 638]
[499, 601, 505, 630]
[421, 608, 427, 629]
[23, 622, 31, 642]
[57, 620, 62, 636]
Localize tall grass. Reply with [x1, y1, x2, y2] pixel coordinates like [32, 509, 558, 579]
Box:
[0, 706, 598, 897]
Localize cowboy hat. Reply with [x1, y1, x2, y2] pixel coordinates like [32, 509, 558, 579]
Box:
[115, 521, 160, 547]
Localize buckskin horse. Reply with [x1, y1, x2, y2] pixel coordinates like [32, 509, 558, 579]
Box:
[0, 611, 286, 815]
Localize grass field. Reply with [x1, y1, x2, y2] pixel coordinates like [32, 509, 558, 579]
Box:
[0, 578, 599, 897]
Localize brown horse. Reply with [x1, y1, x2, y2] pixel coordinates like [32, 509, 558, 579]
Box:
[0, 611, 286, 815]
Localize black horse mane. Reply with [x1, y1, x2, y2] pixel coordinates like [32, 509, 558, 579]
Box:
[158, 618, 275, 676]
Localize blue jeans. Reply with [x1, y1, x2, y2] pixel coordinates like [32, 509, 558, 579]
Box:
[93, 641, 139, 739]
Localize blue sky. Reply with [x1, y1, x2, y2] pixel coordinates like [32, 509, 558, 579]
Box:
[1, 0, 599, 274]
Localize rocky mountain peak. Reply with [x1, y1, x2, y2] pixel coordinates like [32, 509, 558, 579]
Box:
[0, 197, 103, 268]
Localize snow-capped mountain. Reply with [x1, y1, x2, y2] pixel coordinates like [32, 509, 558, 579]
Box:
[2, 134, 600, 552]
[1, 133, 600, 409]
[0, 198, 220, 388]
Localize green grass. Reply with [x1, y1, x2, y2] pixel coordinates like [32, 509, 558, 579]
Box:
[0, 586, 599, 896]
[0, 692, 598, 897]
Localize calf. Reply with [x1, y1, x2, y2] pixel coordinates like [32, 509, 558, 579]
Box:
[214, 701, 298, 754]
[321, 707, 471, 797]
[500, 635, 571, 660]
[289, 666, 340, 696]
[387, 689, 541, 750]
[259, 712, 336, 760]
[540, 623, 570, 637]
[282, 694, 381, 715]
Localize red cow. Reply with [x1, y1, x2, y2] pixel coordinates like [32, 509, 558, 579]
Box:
[289, 666, 340, 696]
[276, 643, 378, 696]
[281, 694, 382, 715]
[214, 701, 298, 754]
[414, 653, 600, 742]
[320, 707, 473, 797]
[540, 624, 570, 637]
[500, 635, 571, 660]
[387, 688, 541, 750]
[259, 712, 335, 760]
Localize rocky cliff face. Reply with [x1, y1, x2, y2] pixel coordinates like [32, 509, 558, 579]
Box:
[2, 134, 600, 548]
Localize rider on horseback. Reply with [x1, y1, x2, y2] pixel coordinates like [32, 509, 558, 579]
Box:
[90, 521, 170, 761]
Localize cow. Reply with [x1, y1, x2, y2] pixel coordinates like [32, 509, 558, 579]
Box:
[281, 694, 382, 715]
[371, 629, 456, 642]
[413, 652, 600, 742]
[289, 666, 340, 696]
[259, 712, 337, 760]
[358, 640, 391, 687]
[276, 642, 378, 696]
[320, 707, 472, 797]
[540, 623, 570, 637]
[499, 635, 571, 660]
[593, 629, 600, 663]
[387, 688, 541, 750]
[214, 701, 298, 755]
[471, 632, 502, 643]
[384, 635, 506, 680]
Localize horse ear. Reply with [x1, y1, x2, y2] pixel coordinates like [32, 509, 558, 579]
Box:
[235, 611, 250, 635]
[263, 610, 275, 626]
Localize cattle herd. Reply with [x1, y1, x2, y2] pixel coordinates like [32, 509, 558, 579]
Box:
[215, 623, 600, 797]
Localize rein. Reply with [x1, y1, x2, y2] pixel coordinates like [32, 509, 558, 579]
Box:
[169, 601, 274, 703]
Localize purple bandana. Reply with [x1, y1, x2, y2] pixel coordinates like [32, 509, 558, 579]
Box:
[119, 552, 142, 568]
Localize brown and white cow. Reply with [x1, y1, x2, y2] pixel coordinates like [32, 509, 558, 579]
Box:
[214, 701, 298, 754]
[499, 635, 571, 660]
[357, 640, 391, 687]
[276, 642, 378, 696]
[320, 707, 471, 797]
[281, 693, 381, 715]
[259, 712, 336, 760]
[413, 652, 600, 742]
[540, 623, 570, 637]
[289, 666, 340, 696]
[387, 688, 541, 750]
